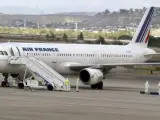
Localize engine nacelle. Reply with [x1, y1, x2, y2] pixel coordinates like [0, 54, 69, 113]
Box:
[79, 68, 103, 85]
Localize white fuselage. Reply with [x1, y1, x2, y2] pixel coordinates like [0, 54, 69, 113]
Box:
[0, 42, 155, 75]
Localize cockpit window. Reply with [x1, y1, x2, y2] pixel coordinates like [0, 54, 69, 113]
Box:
[3, 51, 8, 55]
[0, 51, 4, 55]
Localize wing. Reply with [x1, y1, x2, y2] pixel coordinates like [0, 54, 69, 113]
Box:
[144, 53, 160, 57]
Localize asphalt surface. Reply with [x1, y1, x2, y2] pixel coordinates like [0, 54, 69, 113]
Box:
[0, 68, 160, 120]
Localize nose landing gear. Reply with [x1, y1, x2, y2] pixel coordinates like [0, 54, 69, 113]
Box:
[1, 73, 10, 87]
[91, 81, 103, 90]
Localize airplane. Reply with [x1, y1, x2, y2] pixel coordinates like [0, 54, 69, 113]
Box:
[0, 6, 159, 90]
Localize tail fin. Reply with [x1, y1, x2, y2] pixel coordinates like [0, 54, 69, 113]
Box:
[128, 7, 155, 48]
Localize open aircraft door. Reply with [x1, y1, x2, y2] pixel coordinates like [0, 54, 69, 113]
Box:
[10, 46, 21, 56]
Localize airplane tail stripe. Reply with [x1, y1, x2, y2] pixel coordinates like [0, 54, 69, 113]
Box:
[145, 31, 150, 43]
[139, 8, 154, 43]
[136, 7, 154, 43]
[135, 7, 154, 43]
[128, 7, 155, 48]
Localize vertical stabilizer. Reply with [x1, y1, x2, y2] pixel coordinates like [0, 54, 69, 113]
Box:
[128, 7, 155, 48]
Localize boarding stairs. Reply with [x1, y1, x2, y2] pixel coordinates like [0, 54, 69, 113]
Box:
[8, 56, 70, 91]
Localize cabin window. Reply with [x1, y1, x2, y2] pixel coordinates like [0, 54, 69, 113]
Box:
[3, 51, 8, 55]
[0, 51, 4, 55]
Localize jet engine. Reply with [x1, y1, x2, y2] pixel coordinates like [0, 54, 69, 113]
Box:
[79, 68, 103, 85]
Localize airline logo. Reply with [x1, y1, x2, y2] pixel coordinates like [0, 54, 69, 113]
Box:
[22, 47, 59, 52]
[135, 7, 154, 43]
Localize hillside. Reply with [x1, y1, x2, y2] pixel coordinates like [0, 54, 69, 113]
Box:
[0, 7, 160, 28]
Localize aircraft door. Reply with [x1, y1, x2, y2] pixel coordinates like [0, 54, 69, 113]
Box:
[52, 52, 57, 69]
[10, 46, 21, 56]
[94, 52, 99, 64]
[52, 53, 57, 64]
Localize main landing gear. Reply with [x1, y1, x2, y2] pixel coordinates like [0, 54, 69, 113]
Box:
[1, 73, 10, 87]
[91, 81, 103, 90]
[47, 84, 54, 91]
[18, 82, 24, 89]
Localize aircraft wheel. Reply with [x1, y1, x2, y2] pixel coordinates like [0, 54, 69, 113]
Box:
[47, 85, 53, 91]
[5, 82, 10, 87]
[18, 83, 24, 89]
[97, 81, 103, 90]
[91, 84, 97, 89]
[1, 81, 6, 87]
[1, 81, 10, 87]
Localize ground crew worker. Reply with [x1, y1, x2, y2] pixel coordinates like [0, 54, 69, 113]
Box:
[145, 81, 150, 94]
[158, 82, 160, 94]
[65, 78, 70, 91]
[76, 78, 79, 92]
[67, 79, 70, 91]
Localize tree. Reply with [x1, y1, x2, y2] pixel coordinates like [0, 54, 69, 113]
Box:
[50, 33, 56, 38]
[104, 9, 110, 14]
[97, 35, 105, 44]
[63, 33, 68, 42]
[45, 34, 50, 39]
[50, 33, 56, 41]
[129, 8, 134, 13]
[119, 9, 128, 13]
[78, 32, 84, 40]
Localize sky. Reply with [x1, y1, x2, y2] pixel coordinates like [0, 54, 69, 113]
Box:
[0, 0, 160, 14]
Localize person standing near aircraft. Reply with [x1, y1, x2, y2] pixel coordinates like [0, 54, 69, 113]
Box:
[158, 82, 160, 94]
[145, 81, 150, 94]
[65, 78, 70, 91]
[76, 78, 79, 92]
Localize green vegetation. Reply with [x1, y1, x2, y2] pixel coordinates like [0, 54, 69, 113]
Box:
[0, 26, 133, 39]
[148, 36, 160, 47]
[0, 26, 160, 47]
[63, 33, 68, 42]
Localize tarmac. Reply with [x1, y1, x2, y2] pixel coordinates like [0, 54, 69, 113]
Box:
[0, 68, 160, 120]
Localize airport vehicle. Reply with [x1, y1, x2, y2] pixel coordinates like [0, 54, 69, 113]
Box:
[0, 6, 159, 90]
